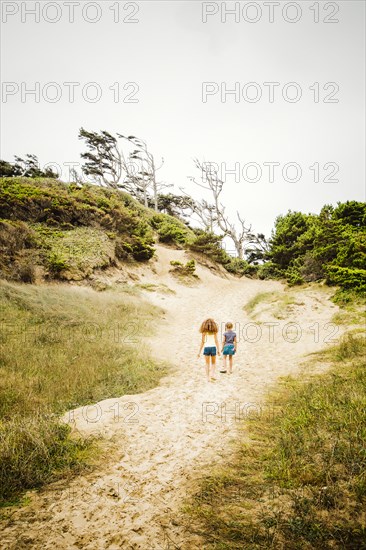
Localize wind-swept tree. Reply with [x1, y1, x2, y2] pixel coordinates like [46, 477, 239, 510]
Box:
[79, 128, 122, 187]
[79, 129, 169, 210]
[0, 154, 58, 178]
[155, 193, 195, 220]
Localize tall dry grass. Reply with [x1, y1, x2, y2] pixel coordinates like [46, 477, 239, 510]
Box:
[0, 280, 168, 504]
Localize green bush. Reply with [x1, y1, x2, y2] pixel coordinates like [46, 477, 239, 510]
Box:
[188, 230, 231, 264]
[159, 221, 188, 245]
[130, 237, 155, 261]
[257, 261, 283, 280]
[150, 213, 190, 246]
[325, 265, 366, 292]
[0, 178, 153, 243]
[225, 257, 258, 277]
[299, 251, 325, 282]
[169, 259, 197, 277]
[47, 251, 68, 274]
[285, 265, 304, 286]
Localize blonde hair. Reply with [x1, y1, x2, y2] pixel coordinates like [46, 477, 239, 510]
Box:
[199, 318, 218, 333]
[226, 322, 233, 329]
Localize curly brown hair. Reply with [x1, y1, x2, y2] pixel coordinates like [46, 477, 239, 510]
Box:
[199, 318, 218, 333]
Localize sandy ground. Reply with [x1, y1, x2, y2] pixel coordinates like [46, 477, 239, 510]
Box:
[0, 246, 342, 549]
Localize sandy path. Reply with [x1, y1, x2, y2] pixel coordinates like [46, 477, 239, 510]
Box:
[0, 246, 341, 549]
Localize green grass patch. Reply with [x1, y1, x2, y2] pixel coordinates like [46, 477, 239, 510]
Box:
[32, 224, 116, 280]
[136, 283, 176, 294]
[330, 289, 366, 326]
[0, 280, 169, 504]
[244, 290, 305, 320]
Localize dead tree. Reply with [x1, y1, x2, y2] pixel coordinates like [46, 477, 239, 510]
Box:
[187, 159, 253, 259]
[179, 188, 217, 233]
[118, 135, 168, 211]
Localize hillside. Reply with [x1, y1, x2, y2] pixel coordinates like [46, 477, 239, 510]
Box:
[0, 177, 199, 284]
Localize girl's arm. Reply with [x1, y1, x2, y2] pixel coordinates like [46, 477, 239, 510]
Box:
[214, 334, 221, 355]
[234, 335, 237, 351]
[197, 334, 205, 357]
[221, 336, 226, 352]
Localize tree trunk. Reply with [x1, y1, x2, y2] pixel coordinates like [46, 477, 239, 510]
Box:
[152, 159, 158, 212]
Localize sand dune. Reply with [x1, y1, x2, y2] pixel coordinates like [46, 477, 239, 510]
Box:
[0, 246, 341, 549]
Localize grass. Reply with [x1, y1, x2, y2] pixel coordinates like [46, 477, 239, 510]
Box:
[136, 283, 176, 294]
[330, 289, 366, 327]
[186, 308, 366, 548]
[244, 290, 305, 321]
[0, 279, 169, 505]
[32, 224, 116, 280]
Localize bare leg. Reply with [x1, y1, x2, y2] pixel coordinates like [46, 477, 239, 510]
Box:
[204, 356, 210, 381]
[211, 356, 217, 380]
[221, 354, 227, 372]
[229, 355, 233, 374]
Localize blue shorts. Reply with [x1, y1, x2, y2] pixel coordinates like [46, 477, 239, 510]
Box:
[203, 346, 216, 356]
[223, 344, 235, 356]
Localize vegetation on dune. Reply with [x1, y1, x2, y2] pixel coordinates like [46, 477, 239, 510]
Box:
[243, 289, 305, 321]
[150, 212, 194, 246]
[0, 177, 194, 281]
[169, 259, 198, 279]
[0, 280, 168, 505]
[0, 176, 364, 293]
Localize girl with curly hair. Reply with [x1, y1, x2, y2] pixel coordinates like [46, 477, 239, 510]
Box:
[197, 318, 221, 382]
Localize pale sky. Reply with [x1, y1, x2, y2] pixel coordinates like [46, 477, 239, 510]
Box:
[1, 0, 365, 238]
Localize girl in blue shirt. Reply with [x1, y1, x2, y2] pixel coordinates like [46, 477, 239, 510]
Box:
[220, 322, 237, 374]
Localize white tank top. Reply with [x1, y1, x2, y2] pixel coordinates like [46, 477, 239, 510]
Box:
[204, 332, 216, 346]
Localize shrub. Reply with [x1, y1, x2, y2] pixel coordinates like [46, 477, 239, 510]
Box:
[47, 251, 68, 274]
[13, 254, 37, 283]
[31, 226, 116, 280]
[129, 237, 155, 261]
[0, 178, 155, 248]
[0, 219, 38, 282]
[0, 178, 159, 281]
[325, 265, 366, 292]
[225, 258, 258, 277]
[150, 213, 190, 246]
[285, 265, 304, 286]
[0, 415, 90, 503]
[268, 202, 366, 291]
[300, 251, 325, 282]
[169, 259, 197, 277]
[188, 230, 231, 264]
[257, 261, 283, 280]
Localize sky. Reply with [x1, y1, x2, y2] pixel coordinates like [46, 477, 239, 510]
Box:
[1, 0, 365, 239]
